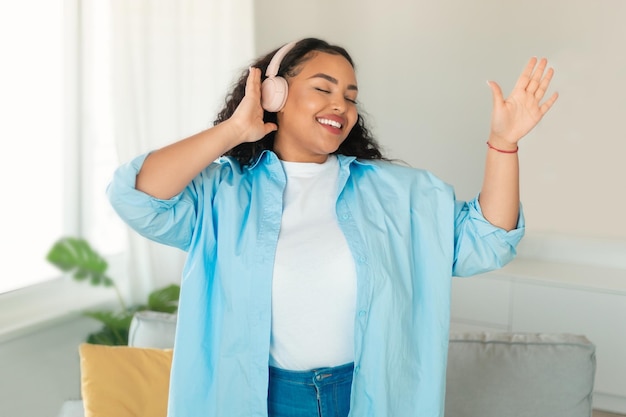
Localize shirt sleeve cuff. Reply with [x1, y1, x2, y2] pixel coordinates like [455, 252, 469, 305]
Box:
[106, 152, 184, 213]
[466, 195, 525, 249]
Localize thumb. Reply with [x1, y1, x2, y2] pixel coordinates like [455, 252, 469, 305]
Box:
[486, 80, 504, 106]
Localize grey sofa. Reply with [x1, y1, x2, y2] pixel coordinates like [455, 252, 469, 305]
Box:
[445, 332, 595, 416]
[58, 311, 596, 417]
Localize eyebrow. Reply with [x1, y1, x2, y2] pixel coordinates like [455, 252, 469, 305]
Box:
[308, 73, 358, 91]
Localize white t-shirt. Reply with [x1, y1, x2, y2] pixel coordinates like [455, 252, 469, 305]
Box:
[269, 155, 357, 370]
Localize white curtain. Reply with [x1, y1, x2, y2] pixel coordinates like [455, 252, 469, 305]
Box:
[107, 0, 254, 302]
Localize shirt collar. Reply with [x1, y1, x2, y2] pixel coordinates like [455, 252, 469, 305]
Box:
[246, 150, 373, 171]
[247, 150, 278, 170]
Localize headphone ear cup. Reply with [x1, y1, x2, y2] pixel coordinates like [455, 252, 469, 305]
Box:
[261, 76, 289, 112]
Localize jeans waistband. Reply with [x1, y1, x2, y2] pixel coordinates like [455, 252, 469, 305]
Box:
[269, 362, 354, 386]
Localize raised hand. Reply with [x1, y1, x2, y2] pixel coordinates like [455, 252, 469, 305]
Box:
[134, 68, 279, 199]
[487, 57, 558, 147]
[228, 67, 278, 143]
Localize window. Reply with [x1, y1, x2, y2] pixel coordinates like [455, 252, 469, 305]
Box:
[0, 0, 126, 296]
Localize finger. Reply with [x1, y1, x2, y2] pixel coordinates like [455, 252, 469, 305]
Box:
[540, 91, 559, 114]
[264, 122, 278, 135]
[534, 67, 555, 101]
[487, 80, 504, 106]
[244, 67, 261, 98]
[512, 57, 538, 92]
[525, 57, 548, 94]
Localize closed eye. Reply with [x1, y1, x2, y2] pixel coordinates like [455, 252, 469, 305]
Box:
[314, 87, 357, 104]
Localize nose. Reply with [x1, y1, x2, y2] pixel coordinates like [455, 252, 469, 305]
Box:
[331, 94, 346, 114]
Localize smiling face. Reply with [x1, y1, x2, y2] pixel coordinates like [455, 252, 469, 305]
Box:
[273, 52, 359, 163]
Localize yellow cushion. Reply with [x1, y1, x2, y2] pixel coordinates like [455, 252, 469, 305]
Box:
[79, 343, 173, 417]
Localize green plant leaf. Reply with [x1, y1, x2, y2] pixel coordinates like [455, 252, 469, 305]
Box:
[46, 236, 181, 346]
[86, 325, 129, 346]
[147, 284, 180, 313]
[83, 310, 133, 330]
[46, 237, 112, 287]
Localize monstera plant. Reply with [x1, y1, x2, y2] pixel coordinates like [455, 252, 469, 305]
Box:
[46, 237, 180, 345]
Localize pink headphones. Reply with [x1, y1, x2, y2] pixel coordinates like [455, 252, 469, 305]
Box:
[261, 41, 297, 112]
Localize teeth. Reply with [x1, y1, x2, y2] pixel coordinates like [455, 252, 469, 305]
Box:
[317, 118, 342, 129]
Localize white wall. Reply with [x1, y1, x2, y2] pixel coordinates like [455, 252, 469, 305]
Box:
[0, 317, 101, 417]
[254, 0, 626, 240]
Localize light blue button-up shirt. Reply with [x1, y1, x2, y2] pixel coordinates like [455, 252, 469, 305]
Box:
[107, 150, 524, 417]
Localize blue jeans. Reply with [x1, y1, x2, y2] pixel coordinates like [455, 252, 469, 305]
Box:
[267, 362, 354, 417]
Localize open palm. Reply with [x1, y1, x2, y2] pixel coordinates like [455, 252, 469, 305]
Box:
[488, 57, 558, 145]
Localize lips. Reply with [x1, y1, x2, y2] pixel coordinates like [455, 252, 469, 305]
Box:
[316, 114, 345, 133]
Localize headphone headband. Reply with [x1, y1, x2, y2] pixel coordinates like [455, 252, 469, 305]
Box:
[265, 41, 297, 78]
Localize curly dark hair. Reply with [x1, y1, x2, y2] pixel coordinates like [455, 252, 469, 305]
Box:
[216, 38, 385, 166]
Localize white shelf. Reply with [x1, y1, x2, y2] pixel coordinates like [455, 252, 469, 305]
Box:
[483, 257, 626, 295]
[0, 277, 118, 344]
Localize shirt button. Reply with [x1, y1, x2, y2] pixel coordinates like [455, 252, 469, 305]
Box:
[341, 213, 350, 220]
[359, 310, 367, 317]
[354, 365, 360, 374]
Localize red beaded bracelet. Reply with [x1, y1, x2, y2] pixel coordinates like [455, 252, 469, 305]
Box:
[486, 141, 519, 154]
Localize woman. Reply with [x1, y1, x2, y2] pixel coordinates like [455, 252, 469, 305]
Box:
[107, 38, 557, 417]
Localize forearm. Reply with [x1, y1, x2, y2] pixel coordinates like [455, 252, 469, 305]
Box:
[478, 135, 520, 231]
[478, 57, 557, 231]
[136, 121, 241, 199]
